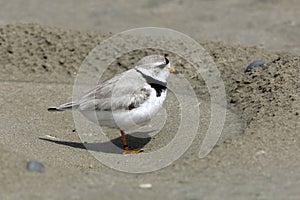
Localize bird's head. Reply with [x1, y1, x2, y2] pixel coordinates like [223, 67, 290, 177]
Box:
[135, 55, 176, 83]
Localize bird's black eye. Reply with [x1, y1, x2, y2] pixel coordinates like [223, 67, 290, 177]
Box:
[165, 57, 169, 64]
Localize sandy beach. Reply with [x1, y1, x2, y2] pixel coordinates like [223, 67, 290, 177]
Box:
[0, 1, 299, 199]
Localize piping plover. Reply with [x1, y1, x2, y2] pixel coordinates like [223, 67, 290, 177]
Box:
[48, 55, 176, 153]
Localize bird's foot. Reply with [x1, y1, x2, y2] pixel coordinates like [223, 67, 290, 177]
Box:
[122, 145, 143, 154]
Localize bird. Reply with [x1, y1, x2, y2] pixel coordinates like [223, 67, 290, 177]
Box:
[48, 55, 176, 153]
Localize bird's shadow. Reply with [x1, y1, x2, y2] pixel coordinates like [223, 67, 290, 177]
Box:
[40, 131, 152, 154]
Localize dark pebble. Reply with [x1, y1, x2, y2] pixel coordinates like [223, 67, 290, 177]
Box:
[245, 60, 265, 73]
[27, 160, 45, 173]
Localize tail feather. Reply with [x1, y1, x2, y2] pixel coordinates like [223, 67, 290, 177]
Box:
[47, 102, 78, 112]
[47, 107, 65, 112]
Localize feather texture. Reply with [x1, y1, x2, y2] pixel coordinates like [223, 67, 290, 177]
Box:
[50, 69, 151, 112]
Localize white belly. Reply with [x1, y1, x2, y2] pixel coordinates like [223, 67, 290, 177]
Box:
[80, 88, 167, 131]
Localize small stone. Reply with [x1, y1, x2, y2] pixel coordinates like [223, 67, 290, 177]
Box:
[45, 134, 57, 139]
[139, 183, 152, 189]
[245, 60, 265, 73]
[255, 150, 266, 156]
[27, 160, 45, 173]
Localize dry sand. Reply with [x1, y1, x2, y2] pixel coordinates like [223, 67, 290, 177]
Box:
[0, 23, 299, 199]
[1, 0, 300, 56]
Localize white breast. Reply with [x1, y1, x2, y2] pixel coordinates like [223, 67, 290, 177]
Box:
[80, 84, 167, 131]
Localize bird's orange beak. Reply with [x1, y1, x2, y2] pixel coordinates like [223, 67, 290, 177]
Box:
[169, 67, 176, 73]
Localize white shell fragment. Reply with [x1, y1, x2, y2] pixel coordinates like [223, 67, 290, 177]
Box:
[255, 150, 266, 155]
[139, 183, 152, 189]
[45, 134, 57, 139]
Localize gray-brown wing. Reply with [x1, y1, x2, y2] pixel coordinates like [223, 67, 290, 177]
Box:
[75, 69, 150, 111]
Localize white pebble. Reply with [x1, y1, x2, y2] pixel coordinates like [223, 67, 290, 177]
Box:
[255, 150, 266, 155]
[139, 183, 152, 189]
[45, 134, 57, 139]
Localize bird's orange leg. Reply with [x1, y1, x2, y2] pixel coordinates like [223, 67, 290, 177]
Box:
[120, 130, 142, 154]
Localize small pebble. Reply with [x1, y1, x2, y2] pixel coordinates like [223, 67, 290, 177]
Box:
[255, 150, 266, 156]
[27, 160, 45, 173]
[139, 183, 152, 189]
[45, 134, 57, 139]
[245, 60, 265, 73]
